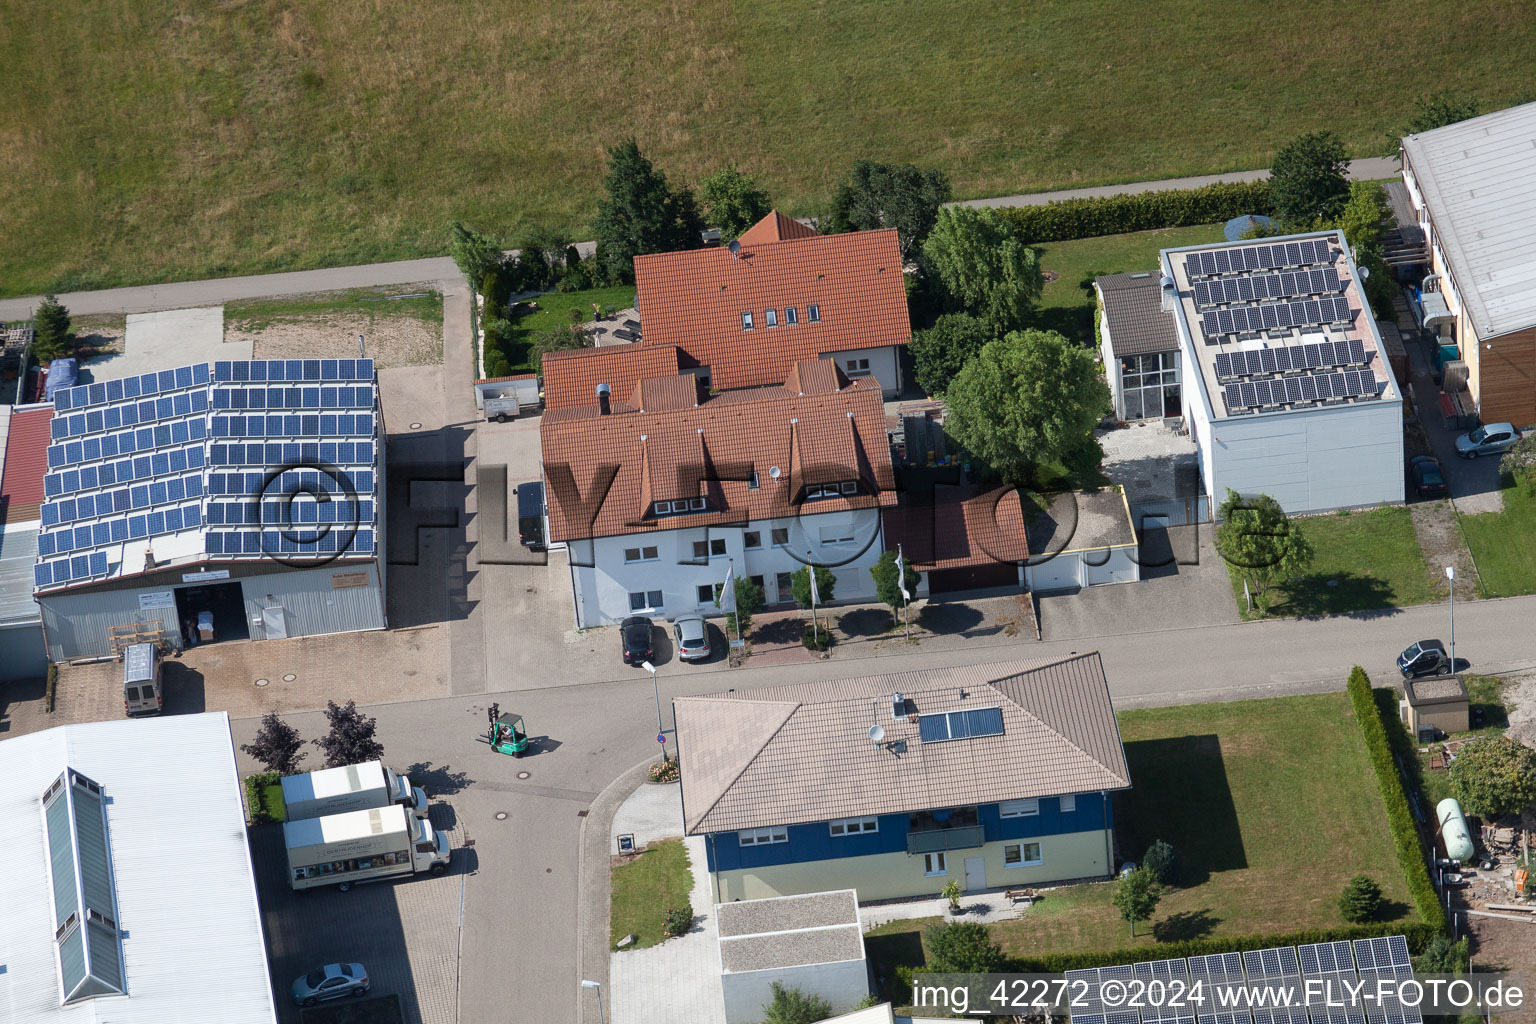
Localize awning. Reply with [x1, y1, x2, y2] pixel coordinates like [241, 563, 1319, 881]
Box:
[1420, 290, 1455, 329]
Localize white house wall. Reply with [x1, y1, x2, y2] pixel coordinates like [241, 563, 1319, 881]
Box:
[721, 959, 869, 1024]
[827, 345, 901, 397]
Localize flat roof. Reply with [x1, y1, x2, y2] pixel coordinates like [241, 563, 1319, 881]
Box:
[1161, 231, 1402, 422]
[1405, 675, 1468, 706]
[716, 889, 864, 973]
[1026, 486, 1136, 555]
[0, 524, 41, 625]
[717, 889, 859, 937]
[0, 713, 276, 1023]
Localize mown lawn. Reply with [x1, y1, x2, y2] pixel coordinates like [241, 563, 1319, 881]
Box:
[502, 285, 636, 373]
[224, 288, 442, 333]
[1225, 506, 1434, 619]
[867, 693, 1417, 994]
[609, 837, 693, 951]
[5, 3, 1536, 295]
[1458, 482, 1536, 597]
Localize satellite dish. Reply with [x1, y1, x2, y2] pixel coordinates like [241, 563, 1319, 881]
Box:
[1358, 266, 1370, 280]
[728, 239, 742, 254]
[868, 724, 886, 747]
[769, 466, 782, 480]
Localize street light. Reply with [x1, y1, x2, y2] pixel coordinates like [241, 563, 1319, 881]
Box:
[580, 980, 606, 1024]
[641, 660, 666, 758]
[1445, 566, 1456, 672]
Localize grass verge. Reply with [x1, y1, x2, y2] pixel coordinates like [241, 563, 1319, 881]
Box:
[1226, 506, 1433, 619]
[610, 837, 693, 951]
[1458, 482, 1536, 597]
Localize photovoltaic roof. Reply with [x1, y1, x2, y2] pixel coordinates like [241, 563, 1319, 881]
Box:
[34, 359, 378, 592]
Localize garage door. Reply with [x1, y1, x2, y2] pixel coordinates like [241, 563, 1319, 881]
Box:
[1029, 552, 1081, 592]
[928, 561, 1019, 594]
[1084, 549, 1116, 586]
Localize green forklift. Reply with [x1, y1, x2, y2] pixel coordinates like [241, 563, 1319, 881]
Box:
[486, 703, 530, 757]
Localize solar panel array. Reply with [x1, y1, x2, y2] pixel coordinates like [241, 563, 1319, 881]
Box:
[1243, 946, 1310, 1024]
[1186, 238, 1333, 278]
[1193, 269, 1343, 309]
[1067, 966, 1142, 1024]
[1222, 370, 1378, 413]
[1135, 959, 1197, 1024]
[1215, 341, 1366, 380]
[34, 359, 378, 591]
[1298, 941, 1366, 1024]
[1186, 952, 1250, 1024]
[1200, 297, 1352, 338]
[1353, 936, 1420, 1024]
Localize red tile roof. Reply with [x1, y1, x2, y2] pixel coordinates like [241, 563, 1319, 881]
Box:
[883, 483, 1031, 571]
[738, 211, 820, 246]
[476, 372, 538, 384]
[632, 215, 910, 390]
[630, 374, 701, 412]
[540, 344, 683, 411]
[2, 406, 54, 525]
[540, 372, 896, 542]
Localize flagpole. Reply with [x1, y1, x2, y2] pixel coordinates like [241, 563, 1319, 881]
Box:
[899, 545, 911, 641]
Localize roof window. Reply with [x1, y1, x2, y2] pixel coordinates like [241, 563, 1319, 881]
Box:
[765, 309, 778, 328]
[808, 304, 821, 322]
[918, 707, 1004, 743]
[741, 312, 754, 331]
[786, 306, 798, 324]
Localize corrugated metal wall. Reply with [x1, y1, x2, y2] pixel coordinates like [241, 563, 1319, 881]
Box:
[40, 589, 181, 662]
[0, 622, 48, 680]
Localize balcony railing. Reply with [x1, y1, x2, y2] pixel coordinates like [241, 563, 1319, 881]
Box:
[906, 825, 985, 855]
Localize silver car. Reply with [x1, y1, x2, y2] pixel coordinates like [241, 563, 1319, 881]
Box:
[291, 962, 369, 1006]
[672, 613, 711, 661]
[1455, 422, 1520, 459]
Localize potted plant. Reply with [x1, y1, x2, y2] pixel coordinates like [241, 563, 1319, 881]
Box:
[941, 880, 964, 915]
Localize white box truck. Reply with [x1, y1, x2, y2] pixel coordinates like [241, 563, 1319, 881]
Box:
[279, 760, 428, 821]
[285, 804, 450, 891]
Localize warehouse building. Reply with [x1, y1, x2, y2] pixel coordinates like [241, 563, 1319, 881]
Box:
[32, 359, 387, 662]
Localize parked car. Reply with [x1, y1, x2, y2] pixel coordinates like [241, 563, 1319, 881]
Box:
[291, 963, 369, 1006]
[620, 615, 654, 666]
[1409, 456, 1448, 498]
[672, 613, 711, 661]
[1398, 639, 1451, 679]
[517, 482, 545, 551]
[1455, 423, 1520, 459]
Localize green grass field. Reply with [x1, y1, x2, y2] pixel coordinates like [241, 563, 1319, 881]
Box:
[4, 2, 1535, 296]
[503, 286, 636, 373]
[224, 288, 442, 333]
[1225, 506, 1434, 619]
[1458, 483, 1536, 597]
[609, 837, 693, 951]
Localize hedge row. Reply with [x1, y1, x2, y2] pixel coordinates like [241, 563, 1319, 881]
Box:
[243, 770, 281, 826]
[995, 180, 1273, 244]
[1347, 666, 1449, 933]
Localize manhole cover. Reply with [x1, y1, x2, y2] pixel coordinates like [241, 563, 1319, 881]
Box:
[410, 422, 423, 430]
[494, 812, 508, 820]
[282, 673, 297, 682]
[254, 678, 269, 687]
[516, 771, 531, 780]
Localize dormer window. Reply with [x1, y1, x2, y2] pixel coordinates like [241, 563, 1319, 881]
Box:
[748, 470, 760, 489]
[808, 304, 821, 322]
[765, 309, 778, 327]
[741, 312, 754, 331]
[653, 497, 710, 517]
[785, 306, 798, 324]
[804, 480, 860, 501]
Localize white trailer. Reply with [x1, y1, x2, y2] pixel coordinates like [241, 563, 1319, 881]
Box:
[280, 760, 428, 821]
[285, 804, 450, 891]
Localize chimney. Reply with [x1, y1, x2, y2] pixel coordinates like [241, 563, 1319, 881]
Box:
[1159, 274, 1176, 313]
[892, 692, 905, 720]
[596, 382, 611, 416]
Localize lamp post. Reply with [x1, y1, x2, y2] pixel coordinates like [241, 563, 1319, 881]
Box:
[1445, 566, 1456, 672]
[580, 980, 606, 1024]
[641, 660, 666, 758]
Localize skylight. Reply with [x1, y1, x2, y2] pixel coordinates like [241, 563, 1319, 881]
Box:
[42, 768, 125, 1004]
[918, 707, 1004, 743]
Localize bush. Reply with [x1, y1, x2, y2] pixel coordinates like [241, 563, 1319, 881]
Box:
[870, 549, 922, 613]
[243, 770, 281, 825]
[801, 624, 834, 651]
[789, 565, 837, 609]
[995, 180, 1272, 244]
[1414, 932, 1470, 974]
[1339, 875, 1383, 923]
[648, 757, 680, 783]
[760, 982, 834, 1024]
[923, 921, 1006, 973]
[718, 574, 764, 636]
[662, 903, 693, 937]
[1345, 667, 1448, 932]
[1142, 839, 1179, 885]
[1448, 735, 1536, 817]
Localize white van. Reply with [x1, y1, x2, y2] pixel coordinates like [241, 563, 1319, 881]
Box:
[123, 643, 163, 716]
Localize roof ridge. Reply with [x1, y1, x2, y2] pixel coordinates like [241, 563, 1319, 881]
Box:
[679, 695, 802, 832]
[991, 653, 1129, 785]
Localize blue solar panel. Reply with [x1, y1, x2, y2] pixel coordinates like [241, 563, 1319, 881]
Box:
[35, 563, 51, 587]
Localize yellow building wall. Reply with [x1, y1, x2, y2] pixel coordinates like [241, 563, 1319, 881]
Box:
[712, 830, 1114, 903]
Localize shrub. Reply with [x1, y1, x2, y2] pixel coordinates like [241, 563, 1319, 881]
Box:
[662, 903, 693, 937]
[485, 352, 514, 380]
[1142, 839, 1179, 885]
[790, 565, 836, 608]
[31, 294, 76, 362]
[648, 757, 680, 783]
[45, 663, 58, 713]
[718, 573, 764, 636]
[243, 770, 281, 825]
[995, 180, 1272, 244]
[871, 549, 923, 613]
[1339, 875, 1384, 923]
[1414, 932, 1470, 974]
[241, 711, 306, 775]
[1448, 735, 1536, 817]
[448, 221, 503, 286]
[801, 625, 834, 651]
[940, 879, 964, 909]
[923, 921, 1006, 973]
[1345, 667, 1448, 932]
[760, 982, 834, 1024]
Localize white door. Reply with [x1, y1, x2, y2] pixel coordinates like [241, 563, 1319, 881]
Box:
[1029, 552, 1081, 592]
[1084, 548, 1116, 586]
[964, 856, 986, 891]
[262, 605, 289, 639]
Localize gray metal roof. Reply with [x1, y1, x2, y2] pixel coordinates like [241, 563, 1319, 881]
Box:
[0, 524, 41, 625]
[1402, 100, 1536, 339]
[1096, 272, 1180, 357]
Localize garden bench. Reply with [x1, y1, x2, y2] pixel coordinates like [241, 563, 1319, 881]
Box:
[1005, 887, 1039, 906]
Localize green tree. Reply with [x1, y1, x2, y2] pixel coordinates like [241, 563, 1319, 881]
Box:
[1338, 875, 1383, 923]
[870, 549, 922, 614]
[1215, 489, 1314, 615]
[1142, 839, 1179, 885]
[790, 565, 836, 609]
[1112, 865, 1162, 937]
[1448, 735, 1536, 817]
[827, 160, 952, 263]
[1334, 182, 1398, 315]
[921, 206, 1043, 332]
[1268, 131, 1350, 227]
[922, 921, 1006, 973]
[716, 573, 765, 635]
[1414, 933, 1470, 974]
[1384, 93, 1482, 156]
[530, 325, 588, 371]
[448, 221, 504, 290]
[594, 138, 703, 283]
[760, 981, 834, 1024]
[943, 329, 1110, 485]
[910, 313, 994, 398]
[30, 294, 76, 362]
[699, 163, 772, 239]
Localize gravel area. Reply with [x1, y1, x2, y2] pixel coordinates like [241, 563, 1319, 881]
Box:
[1499, 672, 1536, 749]
[716, 890, 858, 938]
[718, 924, 864, 972]
[228, 311, 442, 369]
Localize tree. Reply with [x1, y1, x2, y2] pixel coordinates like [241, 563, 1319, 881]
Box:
[699, 163, 772, 239]
[1112, 865, 1162, 937]
[827, 160, 952, 263]
[1499, 432, 1536, 495]
[1142, 839, 1179, 885]
[312, 700, 385, 768]
[241, 712, 306, 775]
[1268, 131, 1350, 227]
[760, 981, 834, 1024]
[1384, 93, 1481, 157]
[30, 294, 76, 362]
[943, 329, 1110, 485]
[1338, 875, 1383, 923]
[1334, 181, 1398, 314]
[448, 221, 504, 290]
[870, 549, 922, 614]
[790, 565, 836, 609]
[921, 206, 1043, 332]
[922, 920, 1007, 973]
[1214, 489, 1315, 615]
[594, 138, 703, 283]
[1448, 735, 1536, 817]
[1414, 932, 1470, 974]
[530, 325, 588, 371]
[717, 573, 765, 635]
[910, 313, 994, 398]
[516, 225, 574, 292]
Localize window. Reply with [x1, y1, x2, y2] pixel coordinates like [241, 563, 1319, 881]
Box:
[624, 546, 659, 563]
[712, 538, 726, 556]
[749, 573, 765, 592]
[741, 312, 754, 330]
[1000, 798, 1039, 818]
[829, 816, 879, 836]
[840, 481, 858, 495]
[1004, 842, 1043, 867]
[693, 540, 709, 559]
[785, 306, 798, 324]
[771, 527, 789, 546]
[738, 826, 787, 847]
[697, 584, 715, 604]
[918, 707, 1006, 743]
[819, 525, 855, 545]
[629, 590, 663, 611]
[808, 304, 821, 322]
[654, 500, 673, 515]
[744, 531, 762, 549]
[806, 480, 859, 501]
[845, 358, 870, 376]
[748, 470, 760, 489]
[923, 851, 947, 876]
[1118, 351, 1179, 421]
[1060, 794, 1076, 813]
[765, 309, 779, 327]
[658, 498, 709, 518]
[775, 571, 793, 595]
